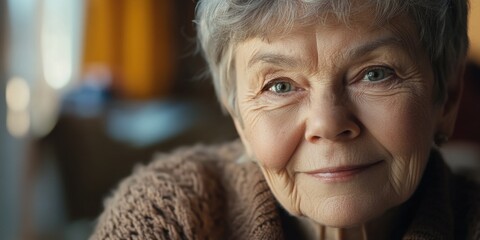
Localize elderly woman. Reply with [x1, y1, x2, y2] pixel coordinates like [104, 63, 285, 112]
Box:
[91, 0, 480, 239]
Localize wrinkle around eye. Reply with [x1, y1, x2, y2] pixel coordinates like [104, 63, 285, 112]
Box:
[350, 66, 427, 95]
[243, 97, 304, 116]
[256, 95, 306, 114]
[354, 89, 413, 103]
[349, 78, 426, 107]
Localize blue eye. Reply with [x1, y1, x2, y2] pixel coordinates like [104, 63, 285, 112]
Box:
[269, 81, 293, 93]
[363, 68, 394, 82]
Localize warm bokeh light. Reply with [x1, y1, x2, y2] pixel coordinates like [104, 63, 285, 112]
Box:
[7, 110, 30, 138]
[41, 32, 73, 90]
[6, 77, 31, 138]
[6, 77, 30, 112]
[41, 0, 74, 90]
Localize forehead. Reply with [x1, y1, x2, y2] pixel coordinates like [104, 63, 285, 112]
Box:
[235, 13, 421, 71]
[229, 0, 413, 43]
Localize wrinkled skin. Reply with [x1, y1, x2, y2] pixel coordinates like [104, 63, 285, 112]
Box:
[230, 11, 461, 234]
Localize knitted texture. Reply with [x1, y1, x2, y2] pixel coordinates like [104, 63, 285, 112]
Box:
[90, 140, 284, 240]
[91, 141, 480, 239]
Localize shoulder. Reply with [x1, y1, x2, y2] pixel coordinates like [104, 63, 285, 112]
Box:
[90, 140, 250, 239]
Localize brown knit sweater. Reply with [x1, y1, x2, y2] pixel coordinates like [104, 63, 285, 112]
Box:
[90, 140, 480, 239]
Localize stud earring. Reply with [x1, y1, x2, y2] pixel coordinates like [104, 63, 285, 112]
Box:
[434, 133, 449, 146]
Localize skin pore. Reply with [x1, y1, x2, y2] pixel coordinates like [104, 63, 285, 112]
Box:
[230, 11, 458, 240]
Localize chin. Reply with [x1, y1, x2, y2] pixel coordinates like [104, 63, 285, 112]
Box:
[306, 196, 393, 228]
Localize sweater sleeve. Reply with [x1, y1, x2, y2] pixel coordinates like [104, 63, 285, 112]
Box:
[90, 145, 228, 240]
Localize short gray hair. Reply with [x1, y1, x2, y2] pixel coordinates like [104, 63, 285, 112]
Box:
[195, 0, 469, 114]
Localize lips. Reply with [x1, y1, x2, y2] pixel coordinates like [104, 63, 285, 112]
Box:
[305, 160, 383, 182]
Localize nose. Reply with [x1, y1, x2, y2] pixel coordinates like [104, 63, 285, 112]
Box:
[305, 94, 360, 143]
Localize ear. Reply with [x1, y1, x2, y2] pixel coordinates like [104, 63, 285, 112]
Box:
[436, 61, 465, 137]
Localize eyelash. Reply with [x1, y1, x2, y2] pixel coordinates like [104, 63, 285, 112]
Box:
[262, 78, 298, 95]
[356, 65, 400, 87]
[260, 65, 400, 96]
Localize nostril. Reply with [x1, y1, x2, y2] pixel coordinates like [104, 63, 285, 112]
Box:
[310, 136, 320, 141]
[305, 113, 361, 142]
[340, 130, 352, 137]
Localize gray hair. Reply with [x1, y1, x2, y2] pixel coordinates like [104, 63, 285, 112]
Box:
[195, 0, 469, 114]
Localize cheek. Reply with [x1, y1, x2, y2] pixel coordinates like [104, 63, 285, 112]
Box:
[358, 95, 436, 196]
[362, 99, 434, 151]
[243, 109, 303, 170]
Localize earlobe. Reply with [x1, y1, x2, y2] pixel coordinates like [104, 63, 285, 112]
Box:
[434, 133, 449, 147]
[436, 61, 465, 138]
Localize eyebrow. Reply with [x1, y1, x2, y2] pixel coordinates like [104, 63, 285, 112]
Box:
[246, 36, 405, 69]
[247, 52, 301, 69]
[345, 36, 404, 60]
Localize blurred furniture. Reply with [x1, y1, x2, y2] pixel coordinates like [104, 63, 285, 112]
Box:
[47, 96, 237, 222]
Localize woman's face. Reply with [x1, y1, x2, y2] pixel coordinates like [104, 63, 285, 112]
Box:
[232, 14, 454, 227]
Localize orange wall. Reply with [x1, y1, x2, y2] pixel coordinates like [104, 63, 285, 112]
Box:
[82, 0, 175, 99]
[469, 0, 480, 64]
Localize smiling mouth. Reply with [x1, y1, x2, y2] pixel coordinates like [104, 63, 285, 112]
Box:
[305, 161, 383, 182]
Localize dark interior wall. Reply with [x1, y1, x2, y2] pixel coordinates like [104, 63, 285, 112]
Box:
[170, 0, 214, 98]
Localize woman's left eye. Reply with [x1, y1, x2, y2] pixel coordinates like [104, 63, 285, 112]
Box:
[362, 67, 394, 82]
[268, 81, 293, 94]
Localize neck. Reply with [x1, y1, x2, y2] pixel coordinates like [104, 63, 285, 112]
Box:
[316, 225, 368, 240]
[298, 207, 401, 240]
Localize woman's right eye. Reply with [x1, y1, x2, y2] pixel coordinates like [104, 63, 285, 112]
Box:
[267, 81, 293, 94]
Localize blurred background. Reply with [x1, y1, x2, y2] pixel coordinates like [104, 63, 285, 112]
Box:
[0, 0, 479, 239]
